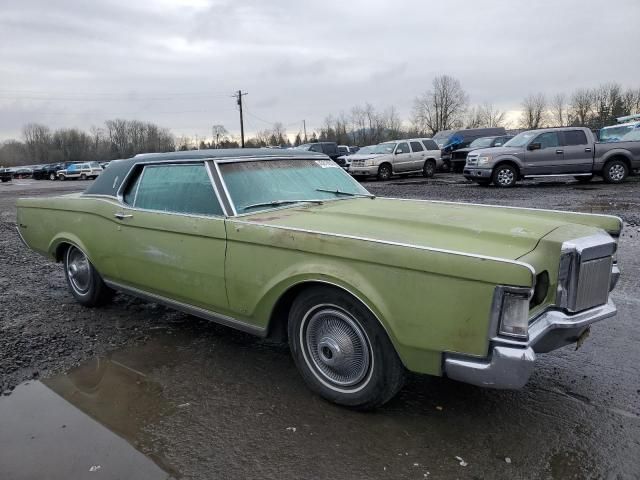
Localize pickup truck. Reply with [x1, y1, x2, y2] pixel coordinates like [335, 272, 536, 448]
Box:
[0, 168, 12, 183]
[464, 127, 640, 187]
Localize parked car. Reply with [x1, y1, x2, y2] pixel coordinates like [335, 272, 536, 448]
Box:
[336, 145, 360, 170]
[16, 148, 622, 408]
[32, 162, 69, 180]
[433, 127, 507, 172]
[464, 127, 640, 187]
[449, 135, 514, 171]
[294, 142, 340, 160]
[0, 168, 12, 183]
[57, 162, 103, 181]
[349, 138, 442, 180]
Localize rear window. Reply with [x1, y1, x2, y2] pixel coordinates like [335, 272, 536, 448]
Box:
[564, 130, 588, 146]
[421, 140, 439, 150]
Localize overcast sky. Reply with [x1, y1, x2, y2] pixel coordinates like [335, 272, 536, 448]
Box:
[1, 0, 639, 141]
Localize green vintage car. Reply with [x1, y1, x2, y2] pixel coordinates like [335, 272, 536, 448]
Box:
[16, 149, 621, 408]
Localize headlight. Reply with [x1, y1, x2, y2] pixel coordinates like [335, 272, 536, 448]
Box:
[498, 290, 531, 339]
[365, 160, 376, 166]
[477, 155, 491, 166]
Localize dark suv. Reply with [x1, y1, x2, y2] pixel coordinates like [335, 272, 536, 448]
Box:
[433, 127, 507, 172]
[295, 142, 340, 162]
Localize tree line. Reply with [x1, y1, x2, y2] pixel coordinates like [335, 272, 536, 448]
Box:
[0, 119, 175, 167]
[2, 77, 639, 167]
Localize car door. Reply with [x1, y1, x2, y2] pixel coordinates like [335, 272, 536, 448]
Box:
[393, 142, 412, 172]
[113, 162, 229, 312]
[559, 130, 593, 173]
[409, 141, 426, 171]
[523, 132, 562, 175]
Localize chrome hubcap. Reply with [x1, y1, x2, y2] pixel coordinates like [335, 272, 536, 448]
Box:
[66, 247, 91, 293]
[610, 164, 624, 181]
[497, 168, 514, 185]
[303, 307, 371, 387]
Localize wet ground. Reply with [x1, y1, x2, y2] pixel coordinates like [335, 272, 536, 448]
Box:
[1, 175, 639, 479]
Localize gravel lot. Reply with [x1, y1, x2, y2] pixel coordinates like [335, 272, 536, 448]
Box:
[1, 174, 639, 479]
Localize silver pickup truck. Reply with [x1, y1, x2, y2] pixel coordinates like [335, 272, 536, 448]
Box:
[464, 127, 640, 187]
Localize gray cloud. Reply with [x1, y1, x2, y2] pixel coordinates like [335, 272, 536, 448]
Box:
[1, 0, 638, 139]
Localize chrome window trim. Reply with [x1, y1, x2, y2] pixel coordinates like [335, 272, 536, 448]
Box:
[103, 279, 265, 337]
[211, 160, 237, 216]
[380, 197, 623, 233]
[205, 160, 229, 217]
[230, 219, 537, 280]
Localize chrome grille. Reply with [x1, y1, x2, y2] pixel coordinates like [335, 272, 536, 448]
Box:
[557, 234, 617, 312]
[466, 155, 478, 166]
[351, 160, 365, 167]
[573, 257, 612, 311]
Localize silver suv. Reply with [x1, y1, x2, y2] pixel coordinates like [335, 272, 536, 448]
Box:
[349, 138, 442, 180]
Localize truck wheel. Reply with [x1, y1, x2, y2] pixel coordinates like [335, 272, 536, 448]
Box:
[63, 245, 114, 307]
[603, 160, 628, 184]
[59, 174, 66, 181]
[288, 286, 405, 410]
[49, 172, 57, 181]
[80, 173, 87, 180]
[441, 160, 451, 173]
[377, 164, 392, 181]
[574, 175, 593, 183]
[422, 160, 436, 178]
[493, 164, 517, 188]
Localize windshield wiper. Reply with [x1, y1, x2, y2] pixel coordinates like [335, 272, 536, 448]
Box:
[315, 188, 375, 198]
[242, 199, 325, 211]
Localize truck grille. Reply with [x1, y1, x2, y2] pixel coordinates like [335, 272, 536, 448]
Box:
[466, 154, 478, 166]
[557, 234, 616, 312]
[351, 160, 365, 167]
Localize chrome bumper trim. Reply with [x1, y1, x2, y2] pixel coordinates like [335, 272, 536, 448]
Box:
[444, 300, 616, 389]
[15, 226, 29, 248]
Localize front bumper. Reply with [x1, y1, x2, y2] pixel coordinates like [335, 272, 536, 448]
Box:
[349, 166, 379, 176]
[463, 167, 493, 180]
[443, 300, 616, 389]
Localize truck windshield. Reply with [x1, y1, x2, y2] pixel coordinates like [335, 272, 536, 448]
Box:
[219, 158, 371, 213]
[503, 131, 537, 147]
[469, 137, 495, 148]
[621, 129, 640, 141]
[432, 131, 454, 147]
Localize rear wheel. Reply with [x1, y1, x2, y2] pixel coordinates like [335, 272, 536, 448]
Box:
[602, 160, 628, 184]
[377, 164, 392, 181]
[288, 286, 405, 409]
[80, 173, 87, 180]
[49, 172, 56, 181]
[492, 164, 517, 188]
[59, 174, 66, 181]
[63, 245, 114, 307]
[422, 160, 436, 178]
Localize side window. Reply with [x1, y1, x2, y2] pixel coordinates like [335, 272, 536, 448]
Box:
[309, 144, 323, 153]
[533, 132, 560, 149]
[410, 141, 424, 152]
[423, 140, 439, 150]
[395, 142, 410, 154]
[129, 164, 223, 216]
[563, 130, 588, 146]
[494, 137, 505, 146]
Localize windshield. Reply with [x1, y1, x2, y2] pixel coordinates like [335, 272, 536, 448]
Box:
[355, 146, 377, 155]
[219, 159, 371, 213]
[504, 131, 537, 147]
[370, 143, 396, 154]
[600, 125, 637, 142]
[432, 130, 454, 147]
[469, 137, 495, 148]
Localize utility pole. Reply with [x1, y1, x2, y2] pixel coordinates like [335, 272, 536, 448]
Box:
[234, 90, 248, 148]
[303, 119, 307, 143]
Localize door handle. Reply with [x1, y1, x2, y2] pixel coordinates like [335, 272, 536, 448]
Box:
[555, 150, 564, 154]
[114, 212, 133, 220]
[585, 148, 592, 152]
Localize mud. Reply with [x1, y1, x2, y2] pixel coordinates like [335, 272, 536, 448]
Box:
[1, 176, 639, 479]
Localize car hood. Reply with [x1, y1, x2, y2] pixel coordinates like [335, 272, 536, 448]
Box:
[347, 153, 386, 160]
[241, 198, 583, 260]
[468, 146, 522, 157]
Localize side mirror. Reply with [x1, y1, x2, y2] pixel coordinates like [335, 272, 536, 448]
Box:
[527, 142, 542, 151]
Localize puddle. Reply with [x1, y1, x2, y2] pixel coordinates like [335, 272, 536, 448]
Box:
[0, 335, 185, 480]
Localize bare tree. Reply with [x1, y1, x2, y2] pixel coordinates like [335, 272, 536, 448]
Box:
[520, 93, 547, 129]
[550, 93, 567, 127]
[211, 125, 228, 148]
[411, 75, 469, 135]
[22, 123, 52, 163]
[568, 88, 594, 126]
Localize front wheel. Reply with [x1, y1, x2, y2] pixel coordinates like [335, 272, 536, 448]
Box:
[422, 160, 436, 178]
[49, 172, 57, 181]
[80, 173, 87, 180]
[377, 164, 392, 181]
[59, 174, 66, 181]
[288, 286, 405, 410]
[602, 160, 628, 184]
[492, 164, 518, 188]
[64, 245, 114, 307]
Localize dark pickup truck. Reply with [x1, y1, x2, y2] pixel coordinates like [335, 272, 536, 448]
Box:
[0, 168, 12, 183]
[464, 127, 640, 187]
